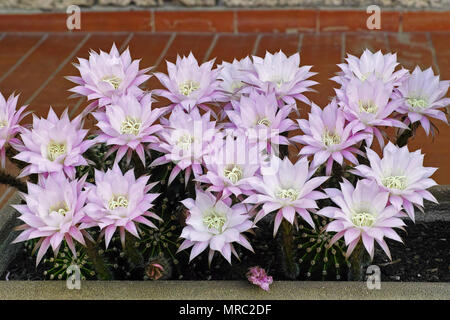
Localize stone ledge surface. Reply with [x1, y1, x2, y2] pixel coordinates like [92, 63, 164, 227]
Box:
[0, 280, 448, 299]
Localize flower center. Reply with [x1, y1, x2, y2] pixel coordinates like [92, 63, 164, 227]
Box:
[0, 120, 7, 128]
[407, 97, 428, 110]
[108, 195, 129, 210]
[322, 131, 341, 147]
[351, 212, 376, 227]
[179, 80, 200, 96]
[101, 75, 122, 90]
[230, 81, 244, 92]
[120, 117, 142, 136]
[47, 142, 67, 161]
[257, 117, 271, 126]
[224, 165, 243, 184]
[50, 202, 69, 216]
[203, 210, 227, 233]
[276, 188, 299, 202]
[177, 134, 194, 150]
[382, 175, 407, 190]
[358, 100, 378, 114]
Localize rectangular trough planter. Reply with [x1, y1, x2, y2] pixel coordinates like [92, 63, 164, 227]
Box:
[0, 186, 449, 299]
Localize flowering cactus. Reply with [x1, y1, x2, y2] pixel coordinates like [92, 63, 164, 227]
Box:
[151, 107, 217, 184]
[245, 156, 328, 236]
[333, 49, 408, 86]
[12, 173, 88, 265]
[243, 50, 317, 105]
[335, 76, 408, 148]
[0, 92, 28, 168]
[13, 108, 94, 179]
[1, 46, 447, 282]
[291, 99, 368, 175]
[67, 44, 151, 109]
[352, 141, 438, 221]
[178, 189, 254, 264]
[92, 93, 164, 165]
[395, 66, 450, 134]
[198, 133, 263, 199]
[316, 179, 405, 259]
[153, 52, 225, 112]
[226, 89, 296, 148]
[82, 164, 161, 248]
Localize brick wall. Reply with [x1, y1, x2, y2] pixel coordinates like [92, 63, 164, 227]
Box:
[1, 0, 449, 10]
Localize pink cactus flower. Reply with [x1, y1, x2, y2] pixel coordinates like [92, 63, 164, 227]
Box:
[291, 99, 369, 175]
[247, 266, 273, 291]
[335, 76, 408, 148]
[352, 141, 438, 222]
[0, 92, 28, 168]
[13, 108, 94, 179]
[67, 44, 151, 109]
[316, 179, 405, 260]
[197, 132, 264, 199]
[81, 164, 161, 248]
[332, 49, 408, 87]
[153, 52, 225, 112]
[243, 50, 317, 105]
[178, 189, 254, 264]
[395, 66, 450, 135]
[217, 57, 254, 98]
[12, 173, 88, 265]
[244, 156, 329, 236]
[226, 90, 296, 148]
[151, 107, 217, 185]
[92, 93, 165, 165]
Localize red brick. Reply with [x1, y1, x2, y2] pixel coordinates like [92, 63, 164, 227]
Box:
[0, 11, 151, 32]
[257, 34, 300, 56]
[0, 34, 85, 123]
[299, 33, 342, 108]
[387, 33, 436, 71]
[345, 32, 388, 56]
[157, 34, 214, 72]
[209, 34, 257, 63]
[430, 32, 450, 80]
[237, 9, 317, 33]
[32, 33, 130, 117]
[154, 11, 234, 33]
[407, 122, 450, 185]
[319, 10, 399, 32]
[0, 34, 43, 79]
[402, 11, 450, 32]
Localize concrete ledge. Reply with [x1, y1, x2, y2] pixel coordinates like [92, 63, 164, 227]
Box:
[0, 280, 448, 300]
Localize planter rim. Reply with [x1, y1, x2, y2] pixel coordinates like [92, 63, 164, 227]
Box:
[0, 280, 448, 300]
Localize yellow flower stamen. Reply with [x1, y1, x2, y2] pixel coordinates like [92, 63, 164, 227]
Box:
[47, 142, 67, 161]
[382, 175, 407, 190]
[322, 131, 341, 147]
[108, 195, 129, 210]
[101, 75, 122, 90]
[177, 134, 194, 150]
[351, 212, 376, 227]
[224, 165, 243, 184]
[358, 100, 378, 114]
[120, 117, 142, 136]
[276, 188, 299, 202]
[179, 81, 200, 96]
[257, 117, 271, 126]
[407, 97, 428, 110]
[203, 210, 227, 232]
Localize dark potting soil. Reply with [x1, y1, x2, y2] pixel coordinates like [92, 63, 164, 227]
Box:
[2, 219, 449, 282]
